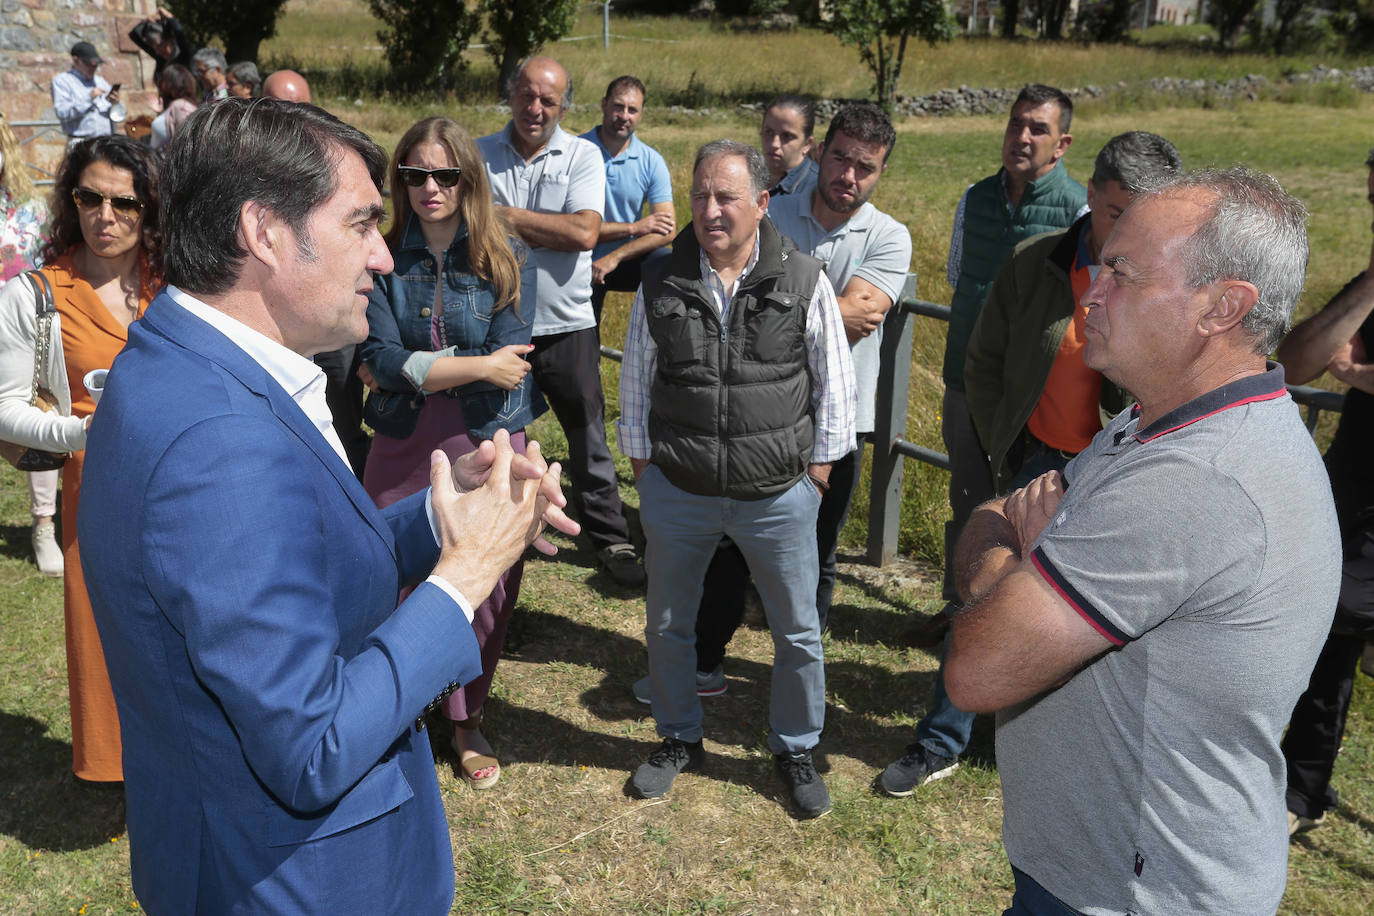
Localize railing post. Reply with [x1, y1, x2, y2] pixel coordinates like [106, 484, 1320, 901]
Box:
[866, 275, 916, 566]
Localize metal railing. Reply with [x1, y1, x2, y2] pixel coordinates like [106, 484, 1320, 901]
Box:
[601, 274, 1347, 567]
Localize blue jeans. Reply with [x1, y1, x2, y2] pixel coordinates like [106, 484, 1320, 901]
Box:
[916, 441, 1073, 759]
[1002, 867, 1084, 915]
[638, 466, 824, 754]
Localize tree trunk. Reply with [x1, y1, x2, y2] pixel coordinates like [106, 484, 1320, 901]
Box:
[496, 47, 521, 100]
[225, 33, 263, 65]
[1002, 0, 1020, 37]
[1045, 0, 1069, 37]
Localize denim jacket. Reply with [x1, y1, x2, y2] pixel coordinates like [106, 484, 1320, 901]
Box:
[361, 214, 543, 440]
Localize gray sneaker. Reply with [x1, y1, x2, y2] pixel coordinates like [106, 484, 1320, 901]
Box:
[878, 744, 959, 797]
[632, 665, 727, 704]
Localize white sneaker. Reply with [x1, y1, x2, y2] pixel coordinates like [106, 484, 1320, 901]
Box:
[32, 520, 63, 577]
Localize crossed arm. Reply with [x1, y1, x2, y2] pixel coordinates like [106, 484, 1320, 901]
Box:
[593, 201, 676, 284]
[498, 206, 601, 252]
[944, 472, 1113, 713]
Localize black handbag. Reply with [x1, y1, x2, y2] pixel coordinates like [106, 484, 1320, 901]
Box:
[0, 271, 68, 472]
[362, 386, 425, 440]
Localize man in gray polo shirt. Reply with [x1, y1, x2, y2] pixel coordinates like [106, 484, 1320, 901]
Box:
[944, 168, 1340, 913]
[479, 56, 643, 586]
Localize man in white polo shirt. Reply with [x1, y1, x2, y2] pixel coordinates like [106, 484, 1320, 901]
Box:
[479, 56, 644, 586]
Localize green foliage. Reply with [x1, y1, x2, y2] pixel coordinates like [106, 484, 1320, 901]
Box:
[822, 0, 955, 111]
[480, 0, 580, 98]
[1208, 0, 1260, 48]
[167, 0, 290, 62]
[367, 0, 480, 91]
[1074, 0, 1135, 42]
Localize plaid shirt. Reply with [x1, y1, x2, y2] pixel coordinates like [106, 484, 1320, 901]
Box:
[617, 232, 856, 465]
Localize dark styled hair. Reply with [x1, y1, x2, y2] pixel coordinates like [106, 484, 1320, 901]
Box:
[1092, 131, 1181, 193]
[694, 139, 771, 198]
[604, 75, 645, 102]
[42, 135, 162, 269]
[157, 63, 197, 107]
[765, 94, 816, 138]
[1012, 83, 1073, 133]
[823, 101, 897, 163]
[160, 98, 386, 294]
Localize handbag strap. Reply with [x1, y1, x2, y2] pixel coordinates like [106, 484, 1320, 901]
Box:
[24, 270, 57, 405]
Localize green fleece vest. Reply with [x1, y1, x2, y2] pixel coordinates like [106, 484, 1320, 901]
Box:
[641, 219, 822, 500]
[943, 161, 1086, 390]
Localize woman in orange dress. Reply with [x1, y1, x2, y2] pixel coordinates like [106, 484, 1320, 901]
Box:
[0, 135, 161, 782]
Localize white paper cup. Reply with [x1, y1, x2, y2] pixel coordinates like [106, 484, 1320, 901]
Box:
[84, 369, 108, 406]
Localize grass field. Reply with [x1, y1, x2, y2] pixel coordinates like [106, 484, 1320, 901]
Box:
[1, 2, 1372, 913]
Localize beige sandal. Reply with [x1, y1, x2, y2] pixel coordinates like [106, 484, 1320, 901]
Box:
[451, 712, 500, 789]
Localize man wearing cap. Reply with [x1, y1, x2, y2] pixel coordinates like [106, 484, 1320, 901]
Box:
[52, 42, 118, 144]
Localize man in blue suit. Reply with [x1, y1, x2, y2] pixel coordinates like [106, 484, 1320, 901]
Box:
[79, 99, 575, 915]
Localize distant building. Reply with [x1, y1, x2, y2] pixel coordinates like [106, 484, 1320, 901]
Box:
[1, 0, 161, 181]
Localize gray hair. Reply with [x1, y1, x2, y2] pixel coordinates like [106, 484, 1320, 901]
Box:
[1092, 131, 1181, 193]
[693, 140, 771, 198]
[191, 47, 227, 74]
[227, 61, 262, 96]
[1146, 167, 1309, 355]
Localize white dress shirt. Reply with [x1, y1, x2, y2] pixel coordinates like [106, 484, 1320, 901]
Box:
[167, 287, 474, 620]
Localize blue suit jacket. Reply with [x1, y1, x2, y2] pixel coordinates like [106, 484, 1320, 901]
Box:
[79, 292, 483, 915]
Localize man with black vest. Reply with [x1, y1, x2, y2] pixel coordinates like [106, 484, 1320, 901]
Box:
[616, 140, 856, 819]
[927, 83, 1087, 644]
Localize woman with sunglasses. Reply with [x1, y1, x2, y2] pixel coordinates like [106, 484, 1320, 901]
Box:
[0, 134, 160, 783]
[360, 117, 540, 789]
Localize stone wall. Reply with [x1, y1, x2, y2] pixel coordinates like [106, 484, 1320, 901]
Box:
[1, 0, 157, 178]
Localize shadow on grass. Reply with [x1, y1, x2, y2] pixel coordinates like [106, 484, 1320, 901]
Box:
[501, 607, 997, 775]
[0, 711, 125, 851]
[0, 522, 39, 564]
[1292, 801, 1374, 882]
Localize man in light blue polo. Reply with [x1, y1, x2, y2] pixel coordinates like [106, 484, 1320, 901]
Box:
[479, 56, 644, 586]
[51, 41, 118, 144]
[581, 75, 675, 325]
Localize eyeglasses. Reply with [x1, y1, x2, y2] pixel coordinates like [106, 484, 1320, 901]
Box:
[72, 187, 144, 216]
[397, 166, 462, 188]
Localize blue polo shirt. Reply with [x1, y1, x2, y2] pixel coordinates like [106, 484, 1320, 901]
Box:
[579, 128, 673, 261]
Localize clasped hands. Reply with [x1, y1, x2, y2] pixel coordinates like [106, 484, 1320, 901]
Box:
[428, 429, 580, 601]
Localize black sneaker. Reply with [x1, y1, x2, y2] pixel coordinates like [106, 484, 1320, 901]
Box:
[599, 543, 647, 587]
[878, 744, 959, 797]
[630, 737, 704, 798]
[774, 749, 831, 820]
